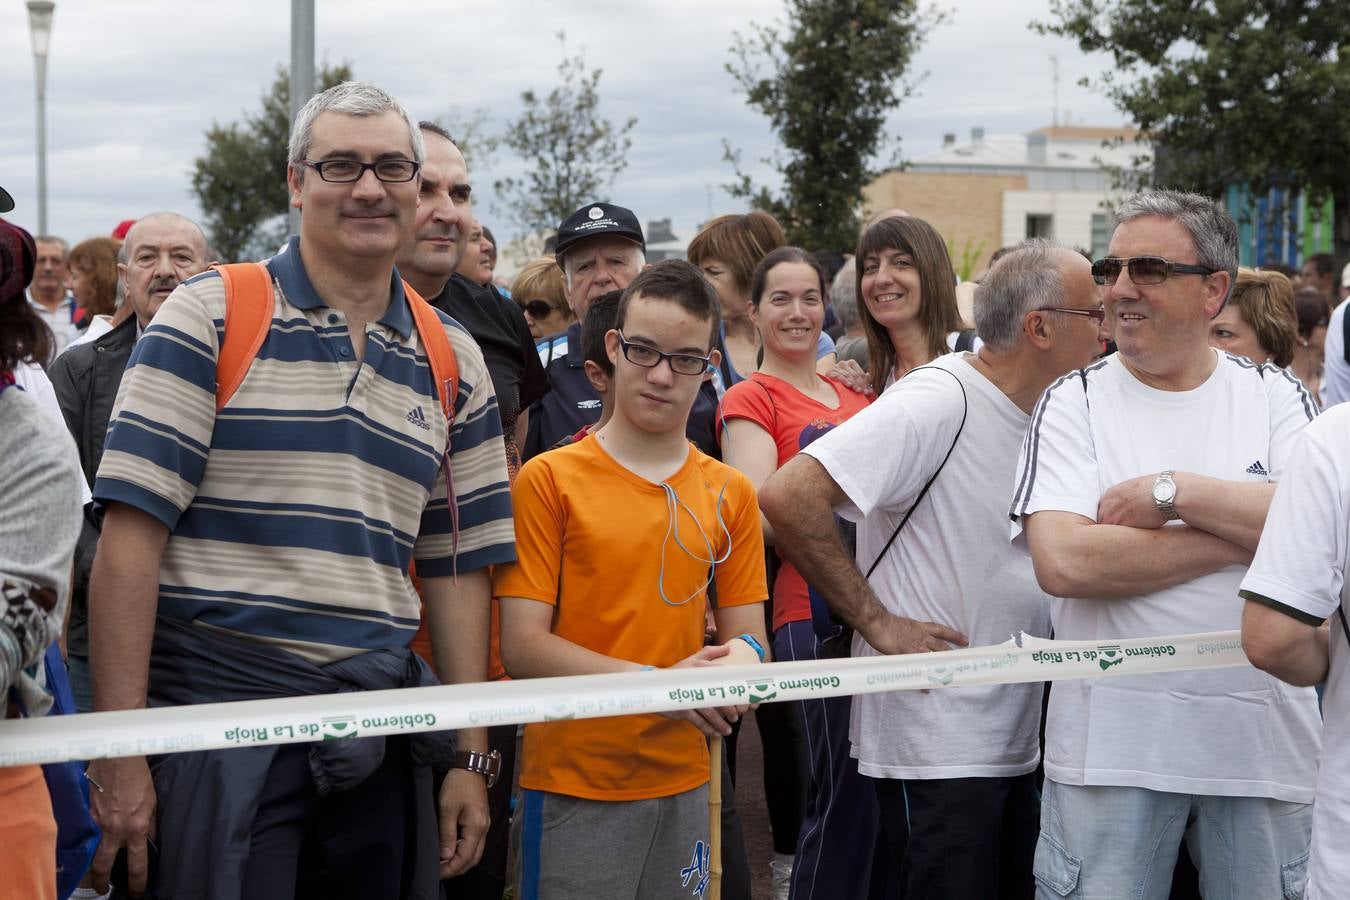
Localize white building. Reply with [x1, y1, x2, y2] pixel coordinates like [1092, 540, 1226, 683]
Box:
[865, 125, 1151, 275]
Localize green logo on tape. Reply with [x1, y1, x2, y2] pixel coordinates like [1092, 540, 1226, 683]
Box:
[320, 716, 359, 740]
[1097, 645, 1123, 671]
[748, 680, 778, 703]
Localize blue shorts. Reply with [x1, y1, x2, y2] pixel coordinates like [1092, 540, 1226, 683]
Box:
[1034, 780, 1310, 899]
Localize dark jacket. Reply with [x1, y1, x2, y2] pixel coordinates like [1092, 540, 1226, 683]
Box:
[48, 315, 136, 657]
[146, 617, 454, 900]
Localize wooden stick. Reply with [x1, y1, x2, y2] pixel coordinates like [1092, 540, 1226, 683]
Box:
[709, 734, 723, 900]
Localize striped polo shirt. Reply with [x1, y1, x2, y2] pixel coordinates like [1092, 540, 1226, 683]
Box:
[94, 238, 515, 663]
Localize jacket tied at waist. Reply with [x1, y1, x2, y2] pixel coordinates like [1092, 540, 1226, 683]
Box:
[145, 616, 454, 900]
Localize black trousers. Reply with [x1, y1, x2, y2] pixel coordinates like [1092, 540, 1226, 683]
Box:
[439, 722, 518, 899]
[241, 740, 423, 900]
[873, 773, 1038, 900]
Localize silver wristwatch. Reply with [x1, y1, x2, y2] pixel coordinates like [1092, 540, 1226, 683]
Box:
[450, 748, 502, 787]
[1152, 470, 1179, 521]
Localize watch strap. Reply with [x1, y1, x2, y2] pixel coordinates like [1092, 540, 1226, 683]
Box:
[1155, 470, 1179, 520]
[450, 748, 501, 788]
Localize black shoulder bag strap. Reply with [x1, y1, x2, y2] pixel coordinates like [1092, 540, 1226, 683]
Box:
[1338, 605, 1350, 647]
[864, 366, 970, 579]
[1343, 301, 1350, 365]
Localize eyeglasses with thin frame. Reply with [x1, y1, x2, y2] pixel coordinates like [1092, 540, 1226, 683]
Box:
[1034, 306, 1107, 324]
[1091, 256, 1217, 286]
[616, 331, 713, 376]
[520, 300, 555, 320]
[300, 158, 421, 184]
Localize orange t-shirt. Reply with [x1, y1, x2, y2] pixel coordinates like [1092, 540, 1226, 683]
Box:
[718, 373, 871, 632]
[493, 435, 768, 801]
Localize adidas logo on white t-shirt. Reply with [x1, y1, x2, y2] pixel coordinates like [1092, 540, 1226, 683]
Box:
[1245, 460, 1268, 476]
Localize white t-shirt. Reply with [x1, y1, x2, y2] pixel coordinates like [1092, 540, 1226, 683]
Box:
[805, 353, 1051, 779]
[1240, 405, 1350, 899]
[1321, 299, 1350, 408]
[1010, 349, 1321, 802]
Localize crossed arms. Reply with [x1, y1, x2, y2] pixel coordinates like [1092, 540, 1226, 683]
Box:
[1023, 473, 1269, 601]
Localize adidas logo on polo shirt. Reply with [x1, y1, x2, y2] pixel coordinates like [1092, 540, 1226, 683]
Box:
[406, 406, 431, 430]
[1246, 460, 1268, 476]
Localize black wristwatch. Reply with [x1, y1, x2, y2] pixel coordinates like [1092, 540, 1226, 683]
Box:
[450, 749, 502, 788]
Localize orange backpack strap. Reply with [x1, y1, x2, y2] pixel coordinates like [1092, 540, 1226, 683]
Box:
[212, 262, 275, 412]
[404, 281, 463, 576]
[403, 281, 459, 422]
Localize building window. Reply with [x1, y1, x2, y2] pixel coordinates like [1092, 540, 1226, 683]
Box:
[1026, 214, 1053, 239]
[1090, 213, 1110, 259]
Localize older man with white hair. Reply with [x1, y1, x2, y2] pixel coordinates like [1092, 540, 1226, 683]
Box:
[48, 212, 211, 713]
[523, 202, 646, 456]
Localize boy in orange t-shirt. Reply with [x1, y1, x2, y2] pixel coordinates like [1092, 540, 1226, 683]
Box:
[497, 260, 769, 899]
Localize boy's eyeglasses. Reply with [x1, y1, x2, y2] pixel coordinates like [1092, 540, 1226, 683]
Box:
[616, 332, 713, 376]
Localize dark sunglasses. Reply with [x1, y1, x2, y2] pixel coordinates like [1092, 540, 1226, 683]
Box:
[1091, 256, 1217, 286]
[1034, 306, 1106, 323]
[519, 299, 556, 320]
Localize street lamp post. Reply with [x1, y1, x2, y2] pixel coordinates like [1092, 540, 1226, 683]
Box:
[288, 0, 314, 237]
[27, 1, 55, 236]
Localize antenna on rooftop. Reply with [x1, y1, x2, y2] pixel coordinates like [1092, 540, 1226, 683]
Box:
[1052, 55, 1061, 127]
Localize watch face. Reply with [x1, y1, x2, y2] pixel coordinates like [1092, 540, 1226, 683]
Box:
[1152, 480, 1175, 503]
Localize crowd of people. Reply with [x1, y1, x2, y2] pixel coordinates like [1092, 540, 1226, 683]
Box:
[2, 78, 1349, 900]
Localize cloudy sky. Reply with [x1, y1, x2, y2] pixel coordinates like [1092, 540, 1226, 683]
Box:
[0, 0, 1117, 254]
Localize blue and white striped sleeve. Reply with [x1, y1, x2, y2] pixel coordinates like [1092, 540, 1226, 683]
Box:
[93, 276, 223, 529]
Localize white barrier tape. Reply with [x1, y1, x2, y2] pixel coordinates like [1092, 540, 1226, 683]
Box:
[0, 630, 1248, 766]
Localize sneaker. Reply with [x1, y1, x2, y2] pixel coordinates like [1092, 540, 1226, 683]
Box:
[770, 858, 793, 900]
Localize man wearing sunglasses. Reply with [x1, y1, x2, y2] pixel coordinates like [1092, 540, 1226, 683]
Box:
[1011, 190, 1320, 899]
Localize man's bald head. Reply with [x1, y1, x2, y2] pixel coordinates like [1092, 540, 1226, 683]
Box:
[120, 212, 212, 328]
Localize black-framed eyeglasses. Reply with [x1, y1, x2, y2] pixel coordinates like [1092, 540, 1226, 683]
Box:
[1034, 306, 1107, 323]
[301, 158, 420, 184]
[1091, 256, 1217, 286]
[616, 331, 713, 376]
[520, 299, 555, 320]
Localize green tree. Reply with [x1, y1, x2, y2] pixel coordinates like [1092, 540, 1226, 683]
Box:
[725, 0, 943, 251]
[191, 62, 353, 262]
[493, 35, 637, 236]
[1039, 1, 1350, 261]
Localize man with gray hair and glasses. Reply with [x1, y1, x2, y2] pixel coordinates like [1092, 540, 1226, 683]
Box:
[761, 239, 1105, 899]
[85, 82, 514, 898]
[1010, 190, 1321, 899]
